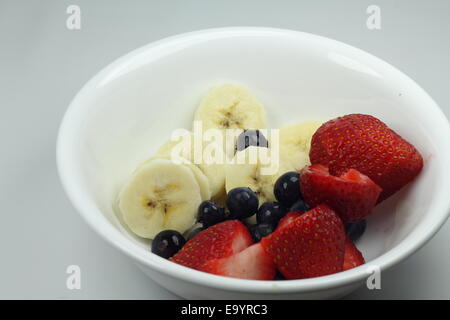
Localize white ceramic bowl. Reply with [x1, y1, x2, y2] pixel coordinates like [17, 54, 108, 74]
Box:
[57, 27, 450, 299]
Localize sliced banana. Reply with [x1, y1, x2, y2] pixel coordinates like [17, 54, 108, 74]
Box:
[225, 146, 296, 222]
[182, 161, 211, 201]
[194, 84, 266, 131]
[157, 132, 226, 198]
[279, 121, 323, 171]
[118, 158, 202, 239]
[137, 154, 211, 202]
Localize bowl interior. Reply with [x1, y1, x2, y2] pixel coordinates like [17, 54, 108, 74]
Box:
[58, 28, 450, 287]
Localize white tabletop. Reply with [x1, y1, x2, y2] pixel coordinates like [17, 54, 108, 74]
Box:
[1, 0, 449, 299]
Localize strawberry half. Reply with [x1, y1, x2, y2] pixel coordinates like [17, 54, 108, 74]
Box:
[199, 243, 276, 280]
[309, 114, 423, 202]
[300, 164, 382, 222]
[261, 204, 345, 279]
[276, 211, 303, 231]
[171, 220, 253, 270]
[343, 237, 365, 271]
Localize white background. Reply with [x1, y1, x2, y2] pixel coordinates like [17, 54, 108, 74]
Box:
[0, 0, 449, 299]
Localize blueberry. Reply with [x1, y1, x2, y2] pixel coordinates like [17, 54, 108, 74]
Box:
[197, 201, 226, 227]
[345, 220, 367, 242]
[290, 199, 310, 213]
[256, 202, 288, 225]
[151, 230, 186, 259]
[186, 227, 204, 241]
[236, 129, 268, 151]
[274, 171, 302, 207]
[249, 223, 275, 242]
[226, 187, 259, 220]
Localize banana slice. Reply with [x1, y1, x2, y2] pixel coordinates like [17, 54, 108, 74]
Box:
[197, 162, 225, 199]
[225, 146, 296, 222]
[157, 132, 226, 198]
[118, 158, 202, 239]
[194, 84, 266, 131]
[279, 121, 323, 171]
[137, 154, 211, 202]
[182, 161, 211, 201]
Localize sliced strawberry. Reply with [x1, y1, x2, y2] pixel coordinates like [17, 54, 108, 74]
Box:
[276, 211, 303, 230]
[171, 220, 253, 270]
[261, 204, 345, 279]
[343, 237, 365, 271]
[300, 164, 382, 222]
[199, 243, 276, 280]
[309, 114, 423, 202]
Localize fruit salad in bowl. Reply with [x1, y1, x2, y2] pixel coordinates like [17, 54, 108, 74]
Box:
[117, 84, 424, 281]
[57, 27, 450, 299]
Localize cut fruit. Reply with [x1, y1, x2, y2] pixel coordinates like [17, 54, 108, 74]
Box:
[343, 237, 365, 271]
[156, 132, 226, 198]
[118, 158, 202, 239]
[137, 155, 211, 202]
[261, 204, 345, 279]
[279, 121, 323, 171]
[171, 220, 253, 270]
[194, 84, 266, 131]
[200, 243, 276, 280]
[276, 211, 303, 230]
[225, 146, 296, 220]
[300, 164, 382, 222]
[309, 113, 423, 202]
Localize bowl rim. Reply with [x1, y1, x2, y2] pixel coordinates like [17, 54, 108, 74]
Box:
[57, 26, 450, 294]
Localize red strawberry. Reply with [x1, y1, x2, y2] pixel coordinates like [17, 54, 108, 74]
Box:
[199, 243, 276, 280]
[343, 237, 365, 271]
[300, 164, 382, 222]
[309, 114, 423, 202]
[261, 204, 345, 279]
[171, 220, 253, 270]
[277, 211, 303, 230]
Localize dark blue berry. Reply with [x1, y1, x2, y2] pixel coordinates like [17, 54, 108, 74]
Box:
[345, 220, 367, 242]
[256, 202, 288, 225]
[187, 227, 204, 241]
[274, 171, 302, 207]
[290, 199, 310, 213]
[151, 230, 186, 259]
[197, 201, 226, 227]
[236, 130, 268, 151]
[249, 223, 275, 242]
[226, 187, 259, 220]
